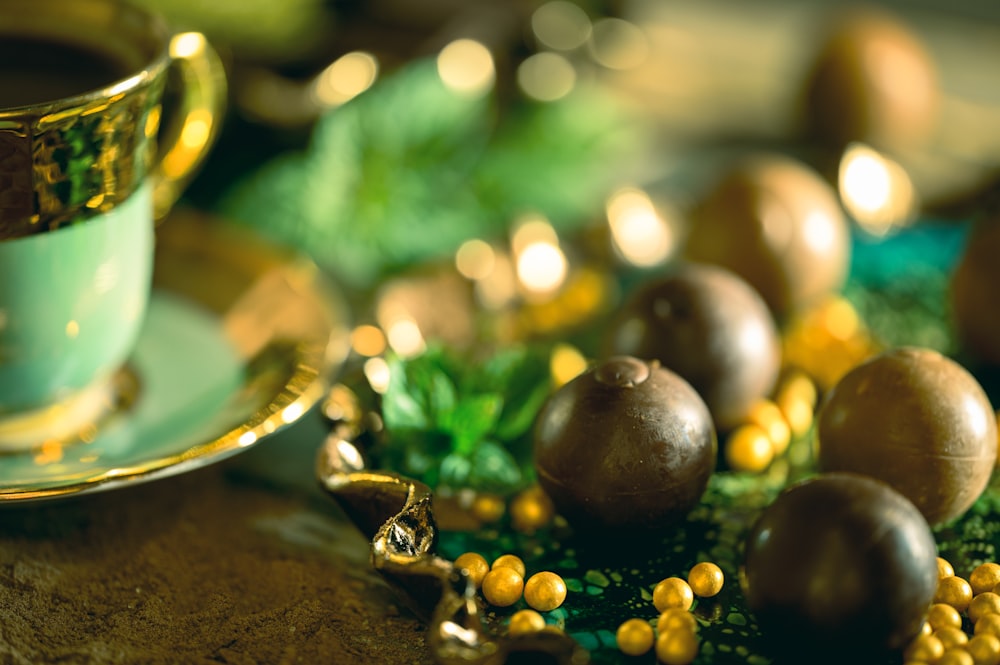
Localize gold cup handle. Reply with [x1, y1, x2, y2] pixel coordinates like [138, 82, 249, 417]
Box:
[151, 32, 227, 219]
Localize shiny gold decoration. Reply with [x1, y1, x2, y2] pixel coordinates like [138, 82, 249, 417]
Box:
[615, 618, 655, 657]
[508, 610, 546, 637]
[317, 439, 587, 665]
[781, 297, 881, 392]
[470, 493, 506, 524]
[454, 552, 490, 589]
[905, 634, 945, 663]
[492, 554, 527, 579]
[978, 614, 1000, 638]
[966, 633, 1000, 665]
[657, 609, 698, 633]
[509, 485, 556, 534]
[927, 603, 964, 631]
[937, 576, 975, 612]
[970, 593, 1000, 624]
[939, 557, 957, 580]
[0, 1, 225, 238]
[724, 425, 774, 473]
[482, 567, 524, 607]
[746, 400, 792, 456]
[972, 564, 1000, 596]
[652, 577, 694, 613]
[936, 627, 971, 650]
[775, 371, 818, 439]
[939, 648, 976, 665]
[655, 628, 699, 665]
[687, 562, 724, 598]
[524, 572, 567, 612]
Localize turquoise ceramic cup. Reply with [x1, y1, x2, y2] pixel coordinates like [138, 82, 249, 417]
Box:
[0, 0, 225, 438]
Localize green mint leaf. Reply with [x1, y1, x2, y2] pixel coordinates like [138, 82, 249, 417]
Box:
[467, 440, 523, 493]
[448, 393, 504, 455]
[438, 453, 473, 490]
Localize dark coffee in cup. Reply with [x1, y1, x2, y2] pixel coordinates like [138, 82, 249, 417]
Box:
[0, 36, 130, 107]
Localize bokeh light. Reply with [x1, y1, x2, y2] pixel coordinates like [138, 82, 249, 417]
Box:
[437, 39, 495, 96]
[517, 52, 576, 101]
[606, 187, 676, 267]
[531, 1, 592, 51]
[839, 143, 917, 236]
[312, 51, 378, 107]
[589, 17, 648, 70]
[455, 239, 496, 281]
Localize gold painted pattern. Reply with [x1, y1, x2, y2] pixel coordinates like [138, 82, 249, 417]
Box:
[0, 78, 164, 241]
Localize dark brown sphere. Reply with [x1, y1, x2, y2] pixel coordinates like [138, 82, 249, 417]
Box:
[951, 219, 1000, 365]
[533, 356, 716, 531]
[604, 263, 780, 430]
[684, 154, 851, 319]
[803, 6, 939, 154]
[817, 347, 997, 525]
[744, 473, 938, 661]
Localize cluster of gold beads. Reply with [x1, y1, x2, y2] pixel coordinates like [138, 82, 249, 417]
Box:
[904, 558, 1000, 665]
[453, 551, 568, 634]
[616, 562, 725, 664]
[724, 371, 817, 473]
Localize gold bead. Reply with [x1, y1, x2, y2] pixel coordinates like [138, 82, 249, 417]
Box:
[524, 572, 567, 612]
[482, 567, 524, 607]
[939, 648, 976, 665]
[653, 577, 695, 612]
[977, 613, 1000, 638]
[905, 634, 945, 663]
[687, 562, 724, 598]
[968, 633, 1000, 665]
[746, 399, 792, 456]
[971, 593, 1000, 623]
[938, 557, 956, 579]
[454, 552, 490, 589]
[471, 493, 505, 523]
[657, 608, 698, 633]
[509, 485, 555, 534]
[776, 371, 817, 437]
[972, 564, 1000, 596]
[936, 626, 971, 650]
[655, 628, 699, 665]
[724, 425, 774, 473]
[928, 603, 964, 631]
[919, 621, 933, 636]
[508, 609, 546, 636]
[937, 576, 975, 612]
[973, 640, 1000, 665]
[616, 618, 654, 656]
[492, 554, 527, 579]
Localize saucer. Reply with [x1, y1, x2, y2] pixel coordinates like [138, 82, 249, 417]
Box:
[0, 210, 351, 503]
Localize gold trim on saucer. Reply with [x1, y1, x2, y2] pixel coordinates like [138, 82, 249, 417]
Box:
[0, 208, 351, 502]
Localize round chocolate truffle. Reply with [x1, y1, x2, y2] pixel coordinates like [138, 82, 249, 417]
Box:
[604, 263, 780, 430]
[817, 347, 997, 525]
[533, 356, 716, 531]
[951, 219, 1000, 365]
[803, 6, 939, 154]
[744, 474, 938, 661]
[684, 154, 851, 319]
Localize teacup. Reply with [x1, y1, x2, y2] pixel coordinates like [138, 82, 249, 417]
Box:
[0, 0, 226, 448]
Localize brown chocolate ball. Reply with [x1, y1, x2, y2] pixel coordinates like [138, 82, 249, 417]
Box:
[744, 473, 938, 661]
[951, 219, 1000, 365]
[603, 263, 780, 430]
[817, 347, 997, 525]
[803, 6, 939, 154]
[533, 356, 716, 531]
[684, 154, 851, 319]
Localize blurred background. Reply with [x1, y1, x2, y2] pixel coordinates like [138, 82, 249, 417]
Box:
[139, 0, 1000, 395]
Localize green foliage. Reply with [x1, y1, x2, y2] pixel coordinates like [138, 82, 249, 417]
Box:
[377, 345, 553, 493]
[220, 57, 645, 289]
